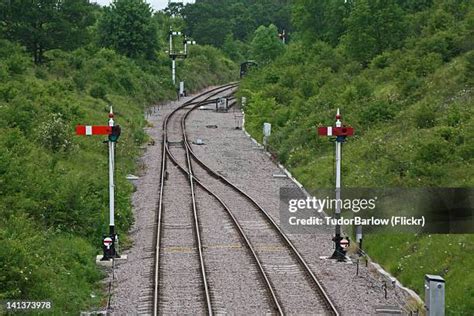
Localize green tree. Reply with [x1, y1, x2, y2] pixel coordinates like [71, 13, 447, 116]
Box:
[251, 0, 291, 37]
[0, 0, 95, 64]
[292, 0, 349, 46]
[250, 24, 285, 65]
[222, 34, 248, 62]
[193, 18, 233, 48]
[164, 2, 184, 17]
[182, 1, 232, 47]
[98, 0, 158, 59]
[230, 2, 256, 41]
[182, 0, 290, 47]
[342, 0, 407, 64]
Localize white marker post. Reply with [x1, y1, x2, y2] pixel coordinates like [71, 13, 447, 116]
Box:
[179, 81, 185, 97]
[263, 122, 271, 149]
[318, 109, 354, 261]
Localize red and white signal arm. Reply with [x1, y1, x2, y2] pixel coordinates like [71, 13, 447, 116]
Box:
[76, 125, 112, 136]
[103, 237, 113, 248]
[340, 238, 350, 249]
[318, 126, 354, 137]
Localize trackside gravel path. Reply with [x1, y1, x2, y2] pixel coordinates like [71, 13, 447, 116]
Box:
[109, 86, 410, 315]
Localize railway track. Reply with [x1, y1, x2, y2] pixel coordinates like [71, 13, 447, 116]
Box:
[152, 84, 339, 315]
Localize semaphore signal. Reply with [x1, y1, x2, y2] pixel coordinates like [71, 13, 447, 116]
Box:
[75, 125, 111, 136]
[76, 107, 121, 261]
[318, 109, 355, 262]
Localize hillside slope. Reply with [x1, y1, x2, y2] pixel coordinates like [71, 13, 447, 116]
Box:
[240, 1, 473, 314]
[0, 40, 236, 312]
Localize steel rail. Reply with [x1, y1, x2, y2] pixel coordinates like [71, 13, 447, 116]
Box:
[153, 83, 238, 316]
[182, 98, 340, 316]
[182, 101, 213, 316]
[167, 147, 286, 314]
[174, 86, 285, 315]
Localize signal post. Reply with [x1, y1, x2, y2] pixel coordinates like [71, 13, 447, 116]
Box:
[169, 28, 196, 85]
[76, 107, 122, 261]
[318, 109, 354, 262]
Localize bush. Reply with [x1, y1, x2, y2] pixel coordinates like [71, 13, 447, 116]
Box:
[360, 100, 397, 125]
[89, 84, 108, 100]
[414, 103, 436, 129]
[0, 214, 103, 312]
[465, 50, 474, 82]
[37, 113, 73, 152]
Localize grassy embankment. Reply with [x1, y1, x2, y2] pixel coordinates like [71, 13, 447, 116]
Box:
[239, 5, 473, 314]
[0, 40, 236, 313]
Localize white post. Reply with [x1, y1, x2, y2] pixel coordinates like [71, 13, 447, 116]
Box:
[172, 58, 176, 85]
[331, 108, 345, 261]
[169, 27, 176, 85]
[263, 122, 271, 149]
[169, 28, 173, 55]
[108, 107, 115, 235]
[425, 275, 445, 316]
[335, 109, 342, 236]
[179, 81, 185, 96]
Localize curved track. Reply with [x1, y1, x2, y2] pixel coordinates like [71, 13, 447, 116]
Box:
[153, 84, 339, 315]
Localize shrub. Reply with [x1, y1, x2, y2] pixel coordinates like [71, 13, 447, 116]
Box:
[465, 50, 474, 83]
[89, 84, 108, 100]
[37, 113, 73, 152]
[360, 100, 397, 125]
[414, 103, 436, 129]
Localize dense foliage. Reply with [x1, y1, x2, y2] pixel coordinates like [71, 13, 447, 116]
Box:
[181, 0, 290, 60]
[0, 0, 237, 313]
[250, 24, 285, 65]
[240, 0, 473, 314]
[1, 0, 472, 313]
[0, 0, 97, 63]
[98, 0, 158, 59]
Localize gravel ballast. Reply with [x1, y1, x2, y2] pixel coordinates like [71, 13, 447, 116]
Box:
[186, 103, 413, 315]
[109, 87, 413, 315]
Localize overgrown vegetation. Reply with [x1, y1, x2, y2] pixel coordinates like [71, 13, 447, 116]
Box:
[182, 0, 290, 47]
[239, 0, 473, 314]
[175, 0, 290, 62]
[0, 0, 236, 313]
[2, 0, 473, 313]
